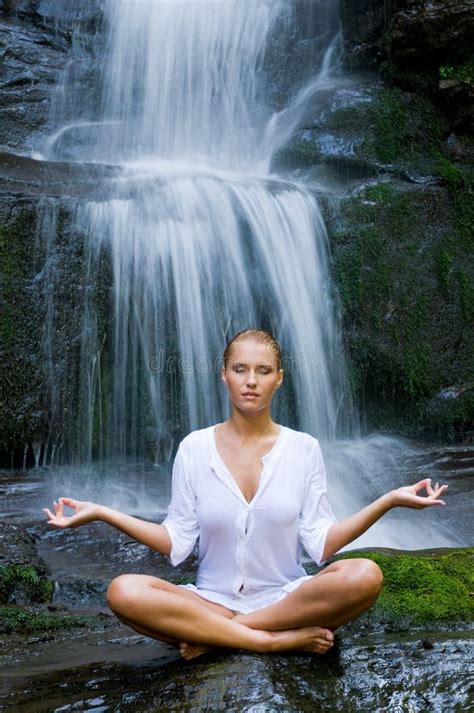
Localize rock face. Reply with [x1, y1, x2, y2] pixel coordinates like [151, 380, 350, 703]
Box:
[0, 0, 103, 151]
[341, 0, 474, 68]
[272, 73, 474, 438]
[341, 0, 474, 130]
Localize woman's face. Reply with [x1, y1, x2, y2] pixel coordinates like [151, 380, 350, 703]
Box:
[221, 339, 283, 414]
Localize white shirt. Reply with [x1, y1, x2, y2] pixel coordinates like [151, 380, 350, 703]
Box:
[161, 424, 337, 613]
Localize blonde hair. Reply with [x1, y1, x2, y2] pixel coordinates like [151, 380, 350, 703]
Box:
[223, 329, 282, 370]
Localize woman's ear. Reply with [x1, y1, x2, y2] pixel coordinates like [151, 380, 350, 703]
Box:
[276, 369, 284, 388]
[221, 366, 227, 384]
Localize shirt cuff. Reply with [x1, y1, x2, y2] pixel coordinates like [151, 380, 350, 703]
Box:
[161, 519, 196, 567]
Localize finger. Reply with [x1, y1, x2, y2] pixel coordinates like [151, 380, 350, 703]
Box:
[59, 497, 77, 510]
[417, 498, 445, 507]
[43, 507, 55, 520]
[57, 500, 64, 517]
[426, 480, 435, 497]
[412, 478, 432, 494]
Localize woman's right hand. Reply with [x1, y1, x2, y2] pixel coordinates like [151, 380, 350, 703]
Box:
[43, 497, 100, 529]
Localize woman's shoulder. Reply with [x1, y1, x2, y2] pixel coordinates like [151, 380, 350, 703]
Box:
[282, 425, 320, 451]
[178, 425, 215, 455]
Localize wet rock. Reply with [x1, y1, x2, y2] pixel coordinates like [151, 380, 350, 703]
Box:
[340, 0, 403, 67]
[387, 1, 474, 69]
[0, 16, 66, 150]
[272, 72, 473, 440]
[340, 0, 474, 131]
[341, 0, 474, 71]
[0, 524, 52, 604]
[426, 384, 474, 441]
[2, 633, 472, 711]
[0, 1, 104, 151]
[0, 0, 103, 36]
[0, 150, 121, 198]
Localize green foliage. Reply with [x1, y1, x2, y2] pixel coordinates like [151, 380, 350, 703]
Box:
[433, 157, 465, 190]
[439, 58, 474, 87]
[0, 565, 54, 604]
[363, 184, 394, 205]
[336, 549, 474, 624]
[0, 606, 97, 635]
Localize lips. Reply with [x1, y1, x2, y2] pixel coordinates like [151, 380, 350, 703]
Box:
[242, 393, 259, 398]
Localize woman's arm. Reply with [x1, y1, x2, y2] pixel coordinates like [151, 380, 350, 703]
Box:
[43, 497, 172, 557]
[322, 478, 448, 562]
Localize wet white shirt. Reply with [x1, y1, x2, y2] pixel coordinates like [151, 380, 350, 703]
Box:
[161, 424, 337, 614]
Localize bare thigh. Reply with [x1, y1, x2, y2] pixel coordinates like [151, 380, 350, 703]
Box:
[116, 575, 237, 619]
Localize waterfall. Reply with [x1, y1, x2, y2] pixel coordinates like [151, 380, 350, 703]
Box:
[36, 0, 352, 464]
[28, 0, 465, 550]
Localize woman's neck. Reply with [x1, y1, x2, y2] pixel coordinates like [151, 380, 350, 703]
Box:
[224, 410, 279, 439]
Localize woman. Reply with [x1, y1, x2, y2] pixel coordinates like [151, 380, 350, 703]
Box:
[44, 328, 448, 660]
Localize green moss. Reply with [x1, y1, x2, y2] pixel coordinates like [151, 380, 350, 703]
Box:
[360, 88, 447, 165]
[433, 157, 465, 190]
[439, 57, 474, 88]
[0, 208, 47, 458]
[432, 240, 454, 298]
[335, 549, 474, 624]
[363, 184, 394, 205]
[0, 606, 98, 635]
[329, 175, 474, 439]
[169, 574, 195, 586]
[0, 564, 54, 604]
[457, 268, 474, 323]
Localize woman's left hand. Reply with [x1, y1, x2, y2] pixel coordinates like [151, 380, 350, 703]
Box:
[390, 478, 448, 509]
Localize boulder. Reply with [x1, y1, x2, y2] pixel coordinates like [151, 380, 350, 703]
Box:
[0, 523, 53, 604]
[340, 0, 474, 130]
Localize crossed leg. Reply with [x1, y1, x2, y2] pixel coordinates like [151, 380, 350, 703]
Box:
[106, 558, 383, 660]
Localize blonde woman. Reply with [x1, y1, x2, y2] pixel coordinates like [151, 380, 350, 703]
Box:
[44, 328, 448, 659]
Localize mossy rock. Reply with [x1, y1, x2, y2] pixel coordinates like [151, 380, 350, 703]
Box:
[0, 524, 54, 605]
[327, 170, 474, 439]
[334, 548, 474, 625]
[0, 564, 54, 605]
[0, 605, 104, 635]
[0, 202, 114, 466]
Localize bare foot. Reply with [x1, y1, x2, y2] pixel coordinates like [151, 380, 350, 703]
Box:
[269, 625, 335, 655]
[179, 641, 214, 660]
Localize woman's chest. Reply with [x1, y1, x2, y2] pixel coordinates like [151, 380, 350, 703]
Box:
[218, 451, 264, 504]
[195, 463, 305, 531]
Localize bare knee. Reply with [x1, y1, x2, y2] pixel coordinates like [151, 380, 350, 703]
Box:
[339, 558, 384, 601]
[106, 574, 142, 614]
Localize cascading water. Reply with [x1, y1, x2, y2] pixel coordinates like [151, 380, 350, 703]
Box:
[32, 0, 465, 549]
[38, 0, 351, 462]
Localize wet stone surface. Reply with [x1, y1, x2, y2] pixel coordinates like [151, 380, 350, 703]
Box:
[0, 458, 472, 712]
[1, 628, 472, 712]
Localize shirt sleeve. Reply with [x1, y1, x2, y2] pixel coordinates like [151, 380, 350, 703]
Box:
[298, 439, 337, 566]
[161, 445, 200, 566]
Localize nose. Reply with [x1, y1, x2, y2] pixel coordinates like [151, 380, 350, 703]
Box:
[246, 369, 257, 386]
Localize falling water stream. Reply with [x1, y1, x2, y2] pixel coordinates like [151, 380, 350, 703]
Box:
[27, 0, 467, 550]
